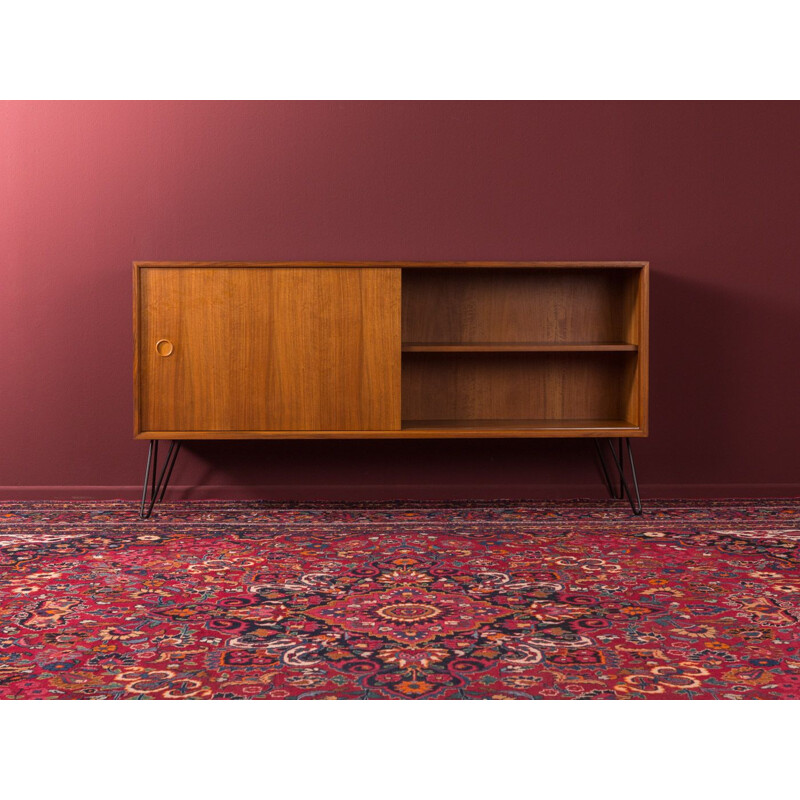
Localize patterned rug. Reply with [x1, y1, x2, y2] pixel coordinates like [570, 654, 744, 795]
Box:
[1, 500, 798, 699]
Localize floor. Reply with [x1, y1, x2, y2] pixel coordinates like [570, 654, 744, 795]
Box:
[1, 499, 798, 698]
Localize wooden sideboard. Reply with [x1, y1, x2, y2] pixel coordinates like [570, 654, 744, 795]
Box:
[134, 262, 648, 515]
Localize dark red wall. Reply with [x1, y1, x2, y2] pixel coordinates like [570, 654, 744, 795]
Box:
[2, 101, 799, 499]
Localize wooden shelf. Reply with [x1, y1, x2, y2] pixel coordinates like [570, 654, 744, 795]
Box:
[401, 419, 640, 437]
[402, 342, 637, 353]
[400, 266, 648, 435]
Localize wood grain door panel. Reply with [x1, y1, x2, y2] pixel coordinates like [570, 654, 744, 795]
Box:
[137, 267, 400, 432]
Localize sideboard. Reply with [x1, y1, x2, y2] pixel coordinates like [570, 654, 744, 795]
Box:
[134, 262, 648, 516]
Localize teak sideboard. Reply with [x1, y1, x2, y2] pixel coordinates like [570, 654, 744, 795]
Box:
[133, 262, 648, 516]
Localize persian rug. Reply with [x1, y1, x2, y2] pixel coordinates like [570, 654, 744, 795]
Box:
[0, 500, 798, 699]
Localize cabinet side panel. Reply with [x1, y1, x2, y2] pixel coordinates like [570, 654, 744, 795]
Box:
[638, 265, 649, 434]
[133, 264, 141, 435]
[620, 271, 640, 427]
[619, 266, 649, 431]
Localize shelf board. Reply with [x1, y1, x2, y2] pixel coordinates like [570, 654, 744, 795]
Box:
[400, 419, 640, 437]
[401, 342, 638, 353]
[137, 419, 643, 439]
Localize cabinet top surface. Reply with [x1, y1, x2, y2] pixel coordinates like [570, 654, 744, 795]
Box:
[134, 261, 648, 269]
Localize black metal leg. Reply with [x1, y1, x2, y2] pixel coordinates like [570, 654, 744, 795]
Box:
[594, 437, 643, 515]
[624, 438, 642, 514]
[594, 439, 622, 499]
[140, 440, 157, 518]
[139, 440, 181, 519]
[156, 442, 181, 503]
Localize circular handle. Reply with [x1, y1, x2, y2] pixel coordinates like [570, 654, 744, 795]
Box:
[155, 339, 174, 357]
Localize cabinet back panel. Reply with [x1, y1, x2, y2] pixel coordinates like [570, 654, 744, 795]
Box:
[401, 352, 636, 422]
[402, 268, 638, 344]
[137, 267, 400, 432]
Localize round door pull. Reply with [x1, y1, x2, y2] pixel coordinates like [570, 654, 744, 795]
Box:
[155, 339, 174, 357]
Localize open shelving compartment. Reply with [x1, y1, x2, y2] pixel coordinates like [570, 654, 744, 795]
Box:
[400, 265, 648, 437]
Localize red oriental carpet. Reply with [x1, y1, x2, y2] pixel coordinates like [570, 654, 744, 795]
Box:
[1, 500, 798, 699]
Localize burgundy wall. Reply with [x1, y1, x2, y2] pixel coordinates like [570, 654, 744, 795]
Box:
[2, 101, 799, 500]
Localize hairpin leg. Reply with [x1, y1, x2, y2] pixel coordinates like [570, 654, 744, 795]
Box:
[594, 437, 643, 515]
[595, 439, 622, 499]
[139, 440, 182, 519]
